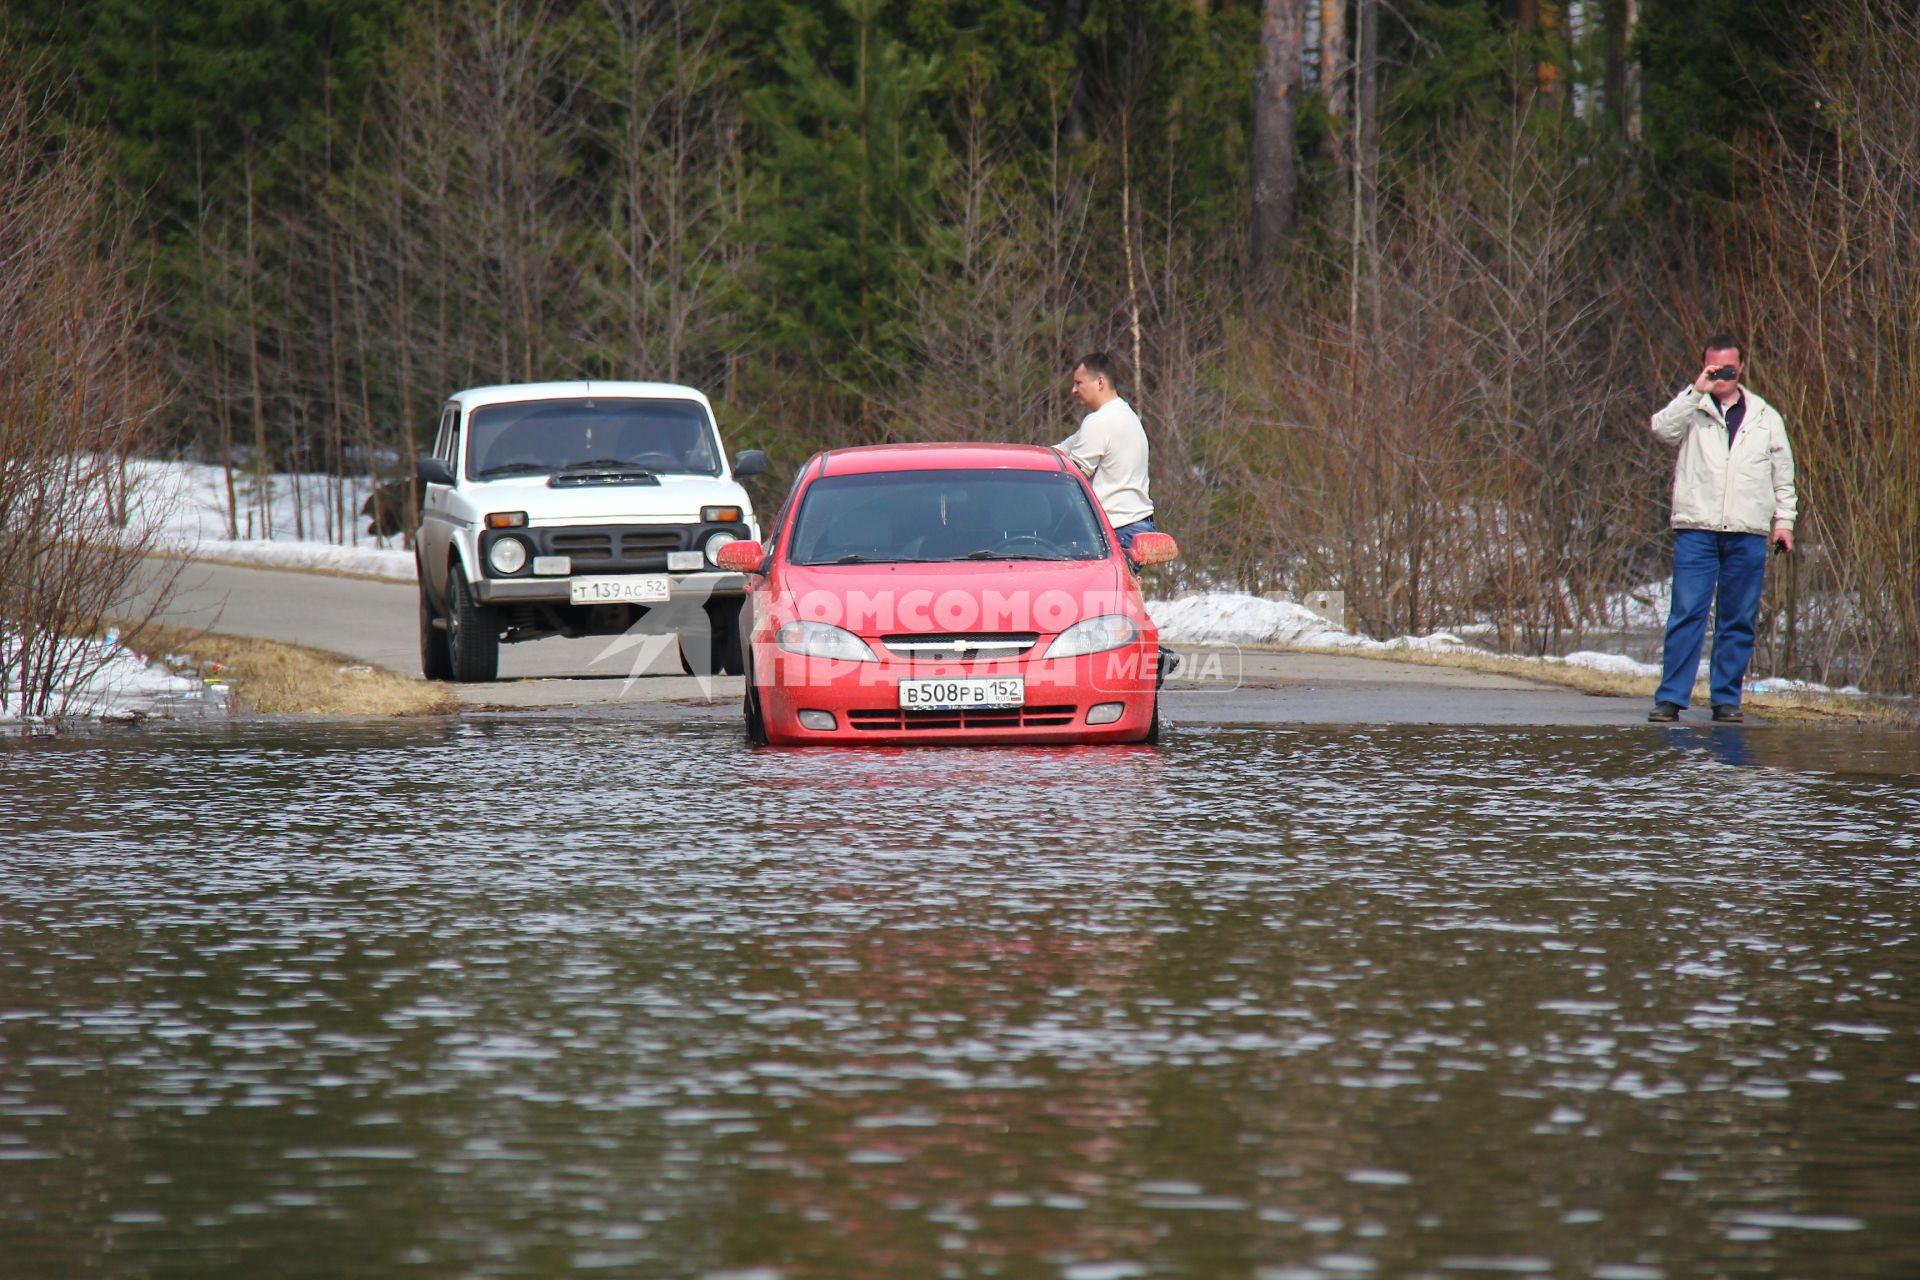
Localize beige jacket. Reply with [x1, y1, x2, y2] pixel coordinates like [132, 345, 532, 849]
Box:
[1649, 386, 1797, 536]
[1056, 397, 1154, 527]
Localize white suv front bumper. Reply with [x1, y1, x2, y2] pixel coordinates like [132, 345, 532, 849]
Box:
[472, 569, 749, 605]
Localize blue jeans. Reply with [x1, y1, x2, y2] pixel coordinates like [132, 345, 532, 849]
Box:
[1112, 516, 1158, 553]
[1655, 529, 1769, 709]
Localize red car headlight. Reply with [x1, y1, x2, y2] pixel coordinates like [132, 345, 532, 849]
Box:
[1044, 614, 1138, 659]
[775, 621, 878, 662]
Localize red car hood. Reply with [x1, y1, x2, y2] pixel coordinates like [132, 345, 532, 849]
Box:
[772, 558, 1145, 638]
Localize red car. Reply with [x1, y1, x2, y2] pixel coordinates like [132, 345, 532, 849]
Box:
[716, 443, 1178, 746]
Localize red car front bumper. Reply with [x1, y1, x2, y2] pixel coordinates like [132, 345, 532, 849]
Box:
[754, 644, 1160, 745]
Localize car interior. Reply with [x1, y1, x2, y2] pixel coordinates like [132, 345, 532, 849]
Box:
[469, 400, 719, 476]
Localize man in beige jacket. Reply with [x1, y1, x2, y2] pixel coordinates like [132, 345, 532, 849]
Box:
[1647, 333, 1797, 723]
[1056, 353, 1155, 554]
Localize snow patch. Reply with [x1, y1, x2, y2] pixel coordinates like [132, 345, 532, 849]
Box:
[188, 539, 415, 580]
[1147, 593, 1347, 648]
[1, 632, 230, 725]
[1146, 592, 1472, 656]
[128, 458, 416, 580]
[1558, 650, 1664, 680]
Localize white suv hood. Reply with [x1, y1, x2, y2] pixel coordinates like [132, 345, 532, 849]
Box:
[468, 473, 755, 526]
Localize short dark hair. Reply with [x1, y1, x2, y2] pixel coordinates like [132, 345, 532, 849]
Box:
[1074, 352, 1123, 389]
[1701, 332, 1742, 361]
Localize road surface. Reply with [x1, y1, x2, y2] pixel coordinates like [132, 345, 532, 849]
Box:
[143, 558, 1659, 726]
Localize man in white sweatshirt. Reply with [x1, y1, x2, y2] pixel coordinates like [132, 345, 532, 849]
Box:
[1646, 333, 1797, 724]
[1056, 353, 1156, 555]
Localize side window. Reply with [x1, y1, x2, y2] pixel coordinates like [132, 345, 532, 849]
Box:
[764, 491, 796, 556]
[439, 407, 462, 469]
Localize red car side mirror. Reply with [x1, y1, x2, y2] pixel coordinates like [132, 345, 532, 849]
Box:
[715, 539, 766, 572]
[1128, 532, 1179, 565]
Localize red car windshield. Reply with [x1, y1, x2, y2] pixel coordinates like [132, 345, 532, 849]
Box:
[789, 469, 1110, 565]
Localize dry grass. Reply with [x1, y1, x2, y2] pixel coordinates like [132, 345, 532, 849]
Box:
[1253, 640, 1913, 725]
[124, 622, 458, 717]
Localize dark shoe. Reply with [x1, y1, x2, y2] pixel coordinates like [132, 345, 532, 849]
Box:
[1157, 648, 1182, 684]
[1711, 704, 1744, 723]
[1647, 701, 1683, 722]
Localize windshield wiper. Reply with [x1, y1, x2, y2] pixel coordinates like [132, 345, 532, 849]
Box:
[475, 462, 553, 479]
[549, 459, 661, 487]
[950, 550, 1057, 561]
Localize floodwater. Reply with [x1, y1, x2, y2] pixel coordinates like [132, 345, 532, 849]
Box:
[2, 718, 1918, 1280]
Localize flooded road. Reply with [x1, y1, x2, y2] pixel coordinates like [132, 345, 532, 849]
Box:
[3, 719, 1917, 1279]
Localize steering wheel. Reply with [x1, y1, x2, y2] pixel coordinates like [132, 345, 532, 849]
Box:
[620, 451, 681, 469]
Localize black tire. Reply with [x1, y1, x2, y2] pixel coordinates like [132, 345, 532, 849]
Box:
[744, 683, 769, 747]
[742, 649, 769, 746]
[1139, 690, 1161, 745]
[419, 577, 452, 681]
[707, 598, 746, 676]
[446, 565, 500, 683]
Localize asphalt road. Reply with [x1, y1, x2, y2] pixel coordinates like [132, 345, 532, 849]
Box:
[141, 558, 1659, 726]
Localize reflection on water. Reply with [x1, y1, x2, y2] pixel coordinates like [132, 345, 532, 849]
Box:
[2, 720, 1917, 1280]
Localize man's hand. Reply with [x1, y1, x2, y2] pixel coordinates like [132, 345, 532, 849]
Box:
[1692, 364, 1719, 394]
[1772, 525, 1794, 554]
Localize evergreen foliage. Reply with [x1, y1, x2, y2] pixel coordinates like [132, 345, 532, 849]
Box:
[747, 0, 949, 397]
[1636, 0, 1818, 195]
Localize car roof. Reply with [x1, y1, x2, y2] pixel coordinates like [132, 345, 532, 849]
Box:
[448, 381, 713, 413]
[815, 443, 1067, 477]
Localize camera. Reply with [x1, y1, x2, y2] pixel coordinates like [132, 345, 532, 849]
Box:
[1708, 366, 1738, 380]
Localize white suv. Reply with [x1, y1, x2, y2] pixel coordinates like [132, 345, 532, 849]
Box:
[414, 381, 767, 682]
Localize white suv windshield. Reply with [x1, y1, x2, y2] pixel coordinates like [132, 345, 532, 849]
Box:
[466, 398, 720, 479]
[790, 469, 1109, 565]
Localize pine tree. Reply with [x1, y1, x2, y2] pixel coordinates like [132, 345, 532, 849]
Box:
[746, 0, 949, 422]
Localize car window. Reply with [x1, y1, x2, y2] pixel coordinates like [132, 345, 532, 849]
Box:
[436, 406, 460, 466]
[465, 398, 720, 479]
[788, 469, 1108, 565]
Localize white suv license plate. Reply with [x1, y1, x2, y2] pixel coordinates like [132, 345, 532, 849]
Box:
[899, 677, 1025, 711]
[570, 575, 669, 605]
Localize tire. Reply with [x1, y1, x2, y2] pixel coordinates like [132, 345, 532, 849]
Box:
[446, 564, 500, 683]
[742, 649, 770, 747]
[744, 683, 769, 747]
[416, 556, 453, 679]
[741, 645, 769, 746]
[1139, 690, 1161, 745]
[707, 598, 746, 676]
[419, 571, 453, 681]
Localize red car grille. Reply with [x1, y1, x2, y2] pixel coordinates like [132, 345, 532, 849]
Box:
[879, 633, 1038, 662]
[846, 705, 1078, 731]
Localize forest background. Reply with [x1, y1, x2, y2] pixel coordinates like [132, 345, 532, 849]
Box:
[2, 0, 1915, 695]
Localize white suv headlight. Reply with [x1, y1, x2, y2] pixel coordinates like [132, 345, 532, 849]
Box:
[1044, 614, 1138, 659]
[775, 621, 877, 662]
[487, 536, 529, 575]
[704, 530, 740, 565]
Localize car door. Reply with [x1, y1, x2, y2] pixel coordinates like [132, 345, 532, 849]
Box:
[418, 403, 460, 606]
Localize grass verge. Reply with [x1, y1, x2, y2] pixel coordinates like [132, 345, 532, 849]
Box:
[124, 622, 458, 717]
[1253, 641, 1912, 725]
[144, 546, 412, 584]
